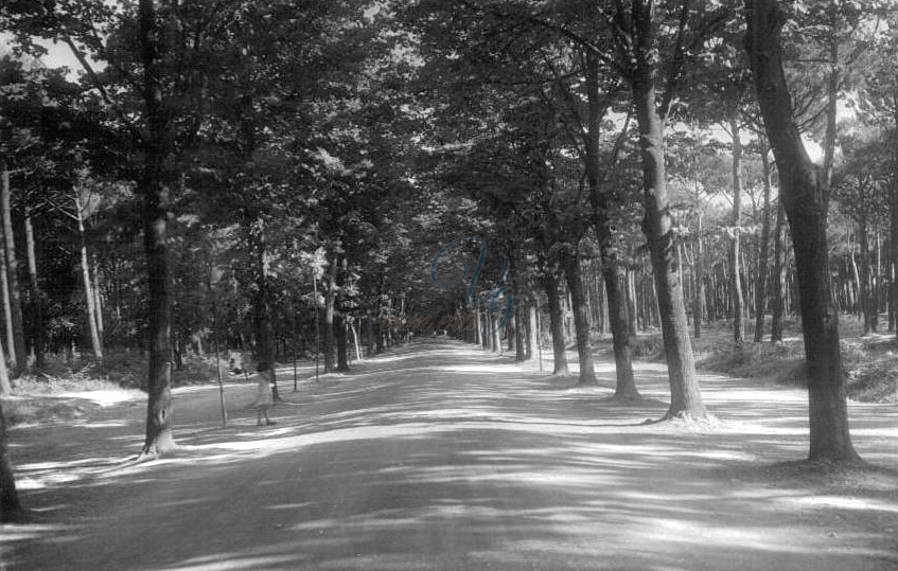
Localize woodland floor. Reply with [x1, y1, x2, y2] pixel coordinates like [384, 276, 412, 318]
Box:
[2, 336, 898, 571]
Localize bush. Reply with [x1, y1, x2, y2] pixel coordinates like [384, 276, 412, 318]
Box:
[697, 340, 806, 386]
[843, 344, 898, 403]
[630, 334, 665, 359]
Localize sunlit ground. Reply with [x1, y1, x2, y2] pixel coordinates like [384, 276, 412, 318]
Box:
[2, 336, 897, 570]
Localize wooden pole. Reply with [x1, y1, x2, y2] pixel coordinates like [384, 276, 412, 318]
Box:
[293, 316, 298, 392]
[214, 337, 228, 427]
[313, 269, 320, 383]
[537, 303, 543, 373]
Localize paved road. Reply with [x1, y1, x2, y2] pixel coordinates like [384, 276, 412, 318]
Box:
[4, 338, 898, 570]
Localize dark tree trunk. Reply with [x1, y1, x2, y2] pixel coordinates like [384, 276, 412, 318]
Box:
[857, 196, 872, 333]
[630, 4, 705, 418]
[336, 257, 349, 371]
[755, 143, 774, 341]
[770, 200, 786, 342]
[585, 50, 638, 399]
[336, 314, 349, 371]
[562, 251, 596, 385]
[542, 272, 569, 375]
[506, 311, 515, 352]
[746, 0, 860, 463]
[251, 220, 280, 401]
[139, 0, 174, 456]
[1, 167, 26, 376]
[323, 253, 337, 373]
[366, 313, 375, 356]
[0, 311, 9, 395]
[0, 397, 23, 522]
[0, 210, 16, 375]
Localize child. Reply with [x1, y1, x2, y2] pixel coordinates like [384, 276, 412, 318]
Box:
[255, 368, 276, 426]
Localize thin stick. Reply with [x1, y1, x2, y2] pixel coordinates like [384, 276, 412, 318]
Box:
[313, 269, 320, 383]
[293, 318, 298, 392]
[214, 337, 228, 426]
[537, 304, 544, 373]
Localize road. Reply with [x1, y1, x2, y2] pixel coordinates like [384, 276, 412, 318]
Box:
[3, 337, 898, 570]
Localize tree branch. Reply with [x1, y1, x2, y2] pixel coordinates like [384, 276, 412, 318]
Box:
[62, 36, 144, 144]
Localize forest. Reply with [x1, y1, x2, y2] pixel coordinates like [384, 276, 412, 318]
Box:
[0, 1, 897, 568]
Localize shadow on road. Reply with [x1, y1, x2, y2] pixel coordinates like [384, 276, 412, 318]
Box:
[3, 337, 898, 570]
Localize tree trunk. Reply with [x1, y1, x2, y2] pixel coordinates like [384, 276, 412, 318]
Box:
[350, 320, 362, 361]
[323, 253, 337, 373]
[336, 257, 349, 371]
[858, 205, 874, 334]
[24, 212, 44, 368]
[139, 0, 174, 456]
[629, 7, 705, 418]
[76, 196, 104, 360]
[336, 314, 349, 371]
[849, 248, 861, 317]
[92, 257, 104, 342]
[542, 272, 569, 375]
[1, 168, 26, 375]
[584, 50, 638, 399]
[729, 112, 745, 344]
[475, 305, 482, 348]
[528, 303, 538, 360]
[562, 251, 596, 385]
[625, 268, 638, 336]
[0, 394, 23, 522]
[251, 220, 280, 401]
[746, 0, 860, 463]
[694, 211, 705, 339]
[514, 304, 526, 362]
[0, 206, 16, 375]
[0, 316, 10, 394]
[891, 175, 898, 334]
[873, 228, 884, 324]
[754, 143, 774, 341]
[770, 200, 786, 342]
[822, 15, 839, 191]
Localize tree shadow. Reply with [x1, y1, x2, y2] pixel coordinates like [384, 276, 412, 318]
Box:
[3, 337, 897, 570]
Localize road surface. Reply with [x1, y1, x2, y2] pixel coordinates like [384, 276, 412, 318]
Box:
[3, 337, 898, 570]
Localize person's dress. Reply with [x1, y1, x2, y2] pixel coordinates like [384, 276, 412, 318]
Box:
[256, 376, 274, 407]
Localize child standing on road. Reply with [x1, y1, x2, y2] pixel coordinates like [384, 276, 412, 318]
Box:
[255, 367, 276, 426]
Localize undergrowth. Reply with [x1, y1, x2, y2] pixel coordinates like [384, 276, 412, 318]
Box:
[2, 350, 235, 427]
[619, 318, 898, 404]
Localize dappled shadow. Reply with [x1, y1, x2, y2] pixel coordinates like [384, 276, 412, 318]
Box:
[3, 337, 898, 570]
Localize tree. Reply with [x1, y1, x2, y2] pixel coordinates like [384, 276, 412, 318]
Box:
[0, 376, 23, 521]
[580, 51, 639, 398]
[134, 0, 175, 456]
[745, 0, 860, 463]
[754, 137, 774, 341]
[618, 1, 711, 419]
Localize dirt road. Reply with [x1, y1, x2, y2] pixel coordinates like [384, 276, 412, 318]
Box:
[3, 338, 898, 570]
